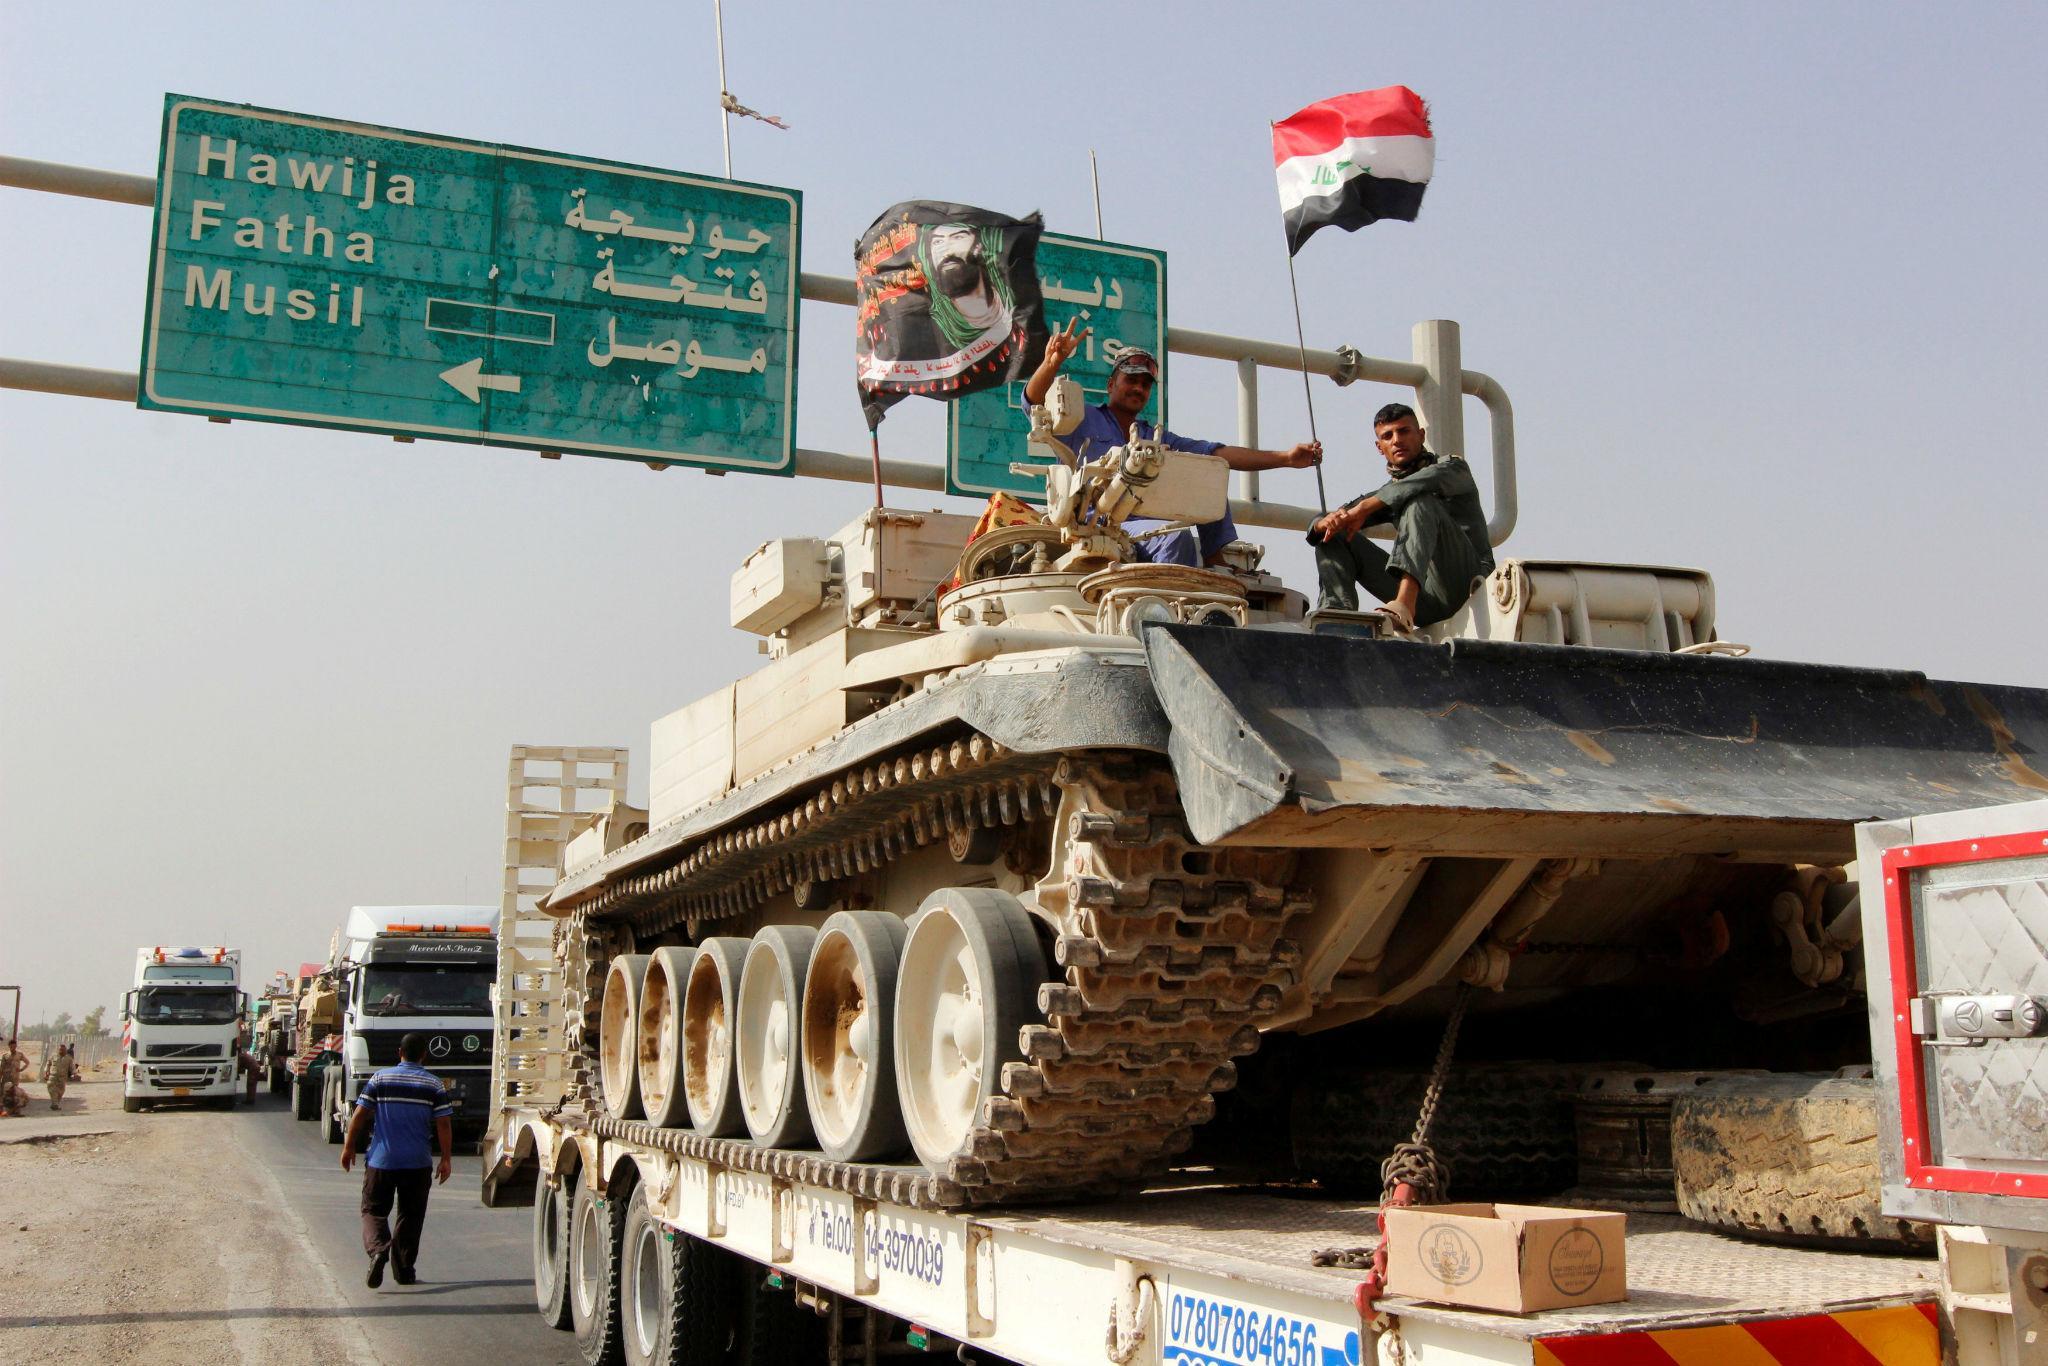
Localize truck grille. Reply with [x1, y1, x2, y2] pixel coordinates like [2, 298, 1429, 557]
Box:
[145, 1043, 227, 1059]
[360, 1029, 493, 1067]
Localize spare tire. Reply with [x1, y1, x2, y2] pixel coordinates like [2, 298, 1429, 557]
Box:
[1671, 1072, 1932, 1251]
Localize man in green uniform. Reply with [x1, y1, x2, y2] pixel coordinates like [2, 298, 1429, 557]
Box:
[0, 1040, 28, 1116]
[42, 1044, 77, 1110]
[1309, 403, 1494, 630]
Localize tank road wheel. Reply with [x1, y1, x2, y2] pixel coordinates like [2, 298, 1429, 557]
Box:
[570, 1175, 628, 1366]
[534, 1169, 576, 1330]
[1673, 1072, 1932, 1251]
[638, 946, 696, 1129]
[682, 938, 750, 1136]
[736, 926, 819, 1148]
[893, 888, 1047, 1176]
[619, 1182, 736, 1366]
[801, 912, 911, 1162]
[602, 954, 653, 1121]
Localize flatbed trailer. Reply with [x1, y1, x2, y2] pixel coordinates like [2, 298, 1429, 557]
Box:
[491, 1104, 1940, 1365]
[486, 746, 1952, 1365]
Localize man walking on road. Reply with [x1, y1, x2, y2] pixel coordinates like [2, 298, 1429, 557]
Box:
[340, 1032, 453, 1288]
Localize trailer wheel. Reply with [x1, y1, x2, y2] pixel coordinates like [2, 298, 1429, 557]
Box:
[570, 1177, 627, 1366]
[618, 1183, 735, 1366]
[734, 1263, 826, 1366]
[534, 1168, 576, 1330]
[323, 1072, 345, 1145]
[894, 888, 1045, 1176]
[291, 1072, 317, 1121]
[269, 1065, 290, 1096]
[1672, 1073, 1933, 1251]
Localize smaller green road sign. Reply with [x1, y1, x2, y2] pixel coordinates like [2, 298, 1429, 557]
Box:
[946, 233, 1166, 498]
[141, 95, 801, 472]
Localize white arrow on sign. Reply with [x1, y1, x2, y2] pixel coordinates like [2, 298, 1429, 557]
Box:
[439, 358, 523, 403]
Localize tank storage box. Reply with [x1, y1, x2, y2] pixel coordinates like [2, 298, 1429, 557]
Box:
[1384, 1203, 1627, 1313]
[730, 537, 832, 636]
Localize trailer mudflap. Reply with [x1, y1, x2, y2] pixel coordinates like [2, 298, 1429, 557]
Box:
[1143, 624, 2048, 857]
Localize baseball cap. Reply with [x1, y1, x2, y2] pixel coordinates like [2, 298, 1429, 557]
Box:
[1109, 348, 1159, 380]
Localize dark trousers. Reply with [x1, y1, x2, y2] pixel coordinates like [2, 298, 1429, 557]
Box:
[361, 1165, 432, 1274]
[1315, 496, 1483, 625]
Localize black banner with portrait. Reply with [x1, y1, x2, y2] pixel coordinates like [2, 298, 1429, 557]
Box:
[855, 201, 1047, 429]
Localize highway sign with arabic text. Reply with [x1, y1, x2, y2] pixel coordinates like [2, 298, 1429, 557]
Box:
[946, 233, 1166, 498]
[140, 95, 801, 472]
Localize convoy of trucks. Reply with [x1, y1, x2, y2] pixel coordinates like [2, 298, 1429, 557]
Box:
[251, 971, 298, 1095]
[121, 945, 245, 1112]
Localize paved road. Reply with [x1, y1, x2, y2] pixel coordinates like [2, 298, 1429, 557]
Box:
[238, 1088, 582, 1365]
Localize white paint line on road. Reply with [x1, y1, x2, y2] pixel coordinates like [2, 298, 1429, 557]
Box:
[227, 1109, 383, 1366]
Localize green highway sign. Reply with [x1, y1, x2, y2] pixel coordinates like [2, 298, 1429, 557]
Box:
[946, 233, 1167, 498]
[140, 95, 801, 472]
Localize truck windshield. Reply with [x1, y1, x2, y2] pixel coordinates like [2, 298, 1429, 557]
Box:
[359, 964, 493, 1017]
[134, 986, 238, 1025]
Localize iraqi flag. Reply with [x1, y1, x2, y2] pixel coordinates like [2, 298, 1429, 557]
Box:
[1273, 86, 1433, 255]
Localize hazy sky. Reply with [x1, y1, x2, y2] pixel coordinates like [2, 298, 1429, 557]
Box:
[4, 2, 2044, 1022]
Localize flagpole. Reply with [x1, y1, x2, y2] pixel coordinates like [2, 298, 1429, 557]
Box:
[1089, 150, 1104, 239]
[869, 427, 885, 509]
[1276, 157, 1329, 514]
[714, 0, 733, 177]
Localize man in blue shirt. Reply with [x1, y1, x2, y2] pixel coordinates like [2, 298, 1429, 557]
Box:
[1022, 318, 1322, 565]
[340, 1032, 454, 1288]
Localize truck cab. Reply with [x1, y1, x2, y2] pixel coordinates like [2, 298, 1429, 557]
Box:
[325, 906, 499, 1145]
[122, 945, 244, 1111]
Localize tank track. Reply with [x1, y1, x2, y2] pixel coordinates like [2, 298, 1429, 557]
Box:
[556, 734, 1306, 1205]
[975, 758, 1306, 1202]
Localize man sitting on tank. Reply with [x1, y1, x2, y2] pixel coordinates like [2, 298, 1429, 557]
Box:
[1023, 318, 1322, 565]
[1309, 403, 1494, 631]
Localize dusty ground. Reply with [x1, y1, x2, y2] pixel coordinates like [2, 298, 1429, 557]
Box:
[0, 1079, 377, 1364]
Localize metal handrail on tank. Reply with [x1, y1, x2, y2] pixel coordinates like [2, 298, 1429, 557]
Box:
[0, 153, 1517, 543]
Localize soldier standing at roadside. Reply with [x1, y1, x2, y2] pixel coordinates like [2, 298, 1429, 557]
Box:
[0, 1040, 27, 1116]
[42, 1043, 77, 1110]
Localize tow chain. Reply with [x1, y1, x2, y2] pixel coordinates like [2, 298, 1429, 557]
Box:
[1311, 984, 1475, 1329]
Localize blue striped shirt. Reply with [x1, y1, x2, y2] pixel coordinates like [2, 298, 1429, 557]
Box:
[356, 1061, 453, 1169]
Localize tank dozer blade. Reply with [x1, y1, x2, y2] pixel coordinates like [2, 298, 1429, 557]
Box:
[1143, 624, 2048, 862]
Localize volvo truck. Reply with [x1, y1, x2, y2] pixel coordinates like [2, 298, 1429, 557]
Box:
[122, 945, 244, 1111]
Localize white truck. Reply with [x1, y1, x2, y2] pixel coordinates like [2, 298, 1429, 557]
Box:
[122, 945, 244, 1111]
[320, 906, 500, 1146]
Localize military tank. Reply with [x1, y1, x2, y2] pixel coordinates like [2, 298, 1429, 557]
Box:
[541, 376, 2048, 1209]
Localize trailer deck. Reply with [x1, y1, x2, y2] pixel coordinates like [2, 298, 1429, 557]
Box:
[498, 1112, 1941, 1365]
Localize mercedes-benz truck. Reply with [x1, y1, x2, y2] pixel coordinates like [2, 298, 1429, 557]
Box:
[321, 907, 499, 1145]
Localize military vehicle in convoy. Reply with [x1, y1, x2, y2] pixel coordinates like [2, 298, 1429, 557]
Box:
[497, 361, 2048, 1209]
[478, 318, 2046, 1364]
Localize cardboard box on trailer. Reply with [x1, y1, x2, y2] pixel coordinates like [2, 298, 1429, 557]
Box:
[1384, 1204, 1627, 1314]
